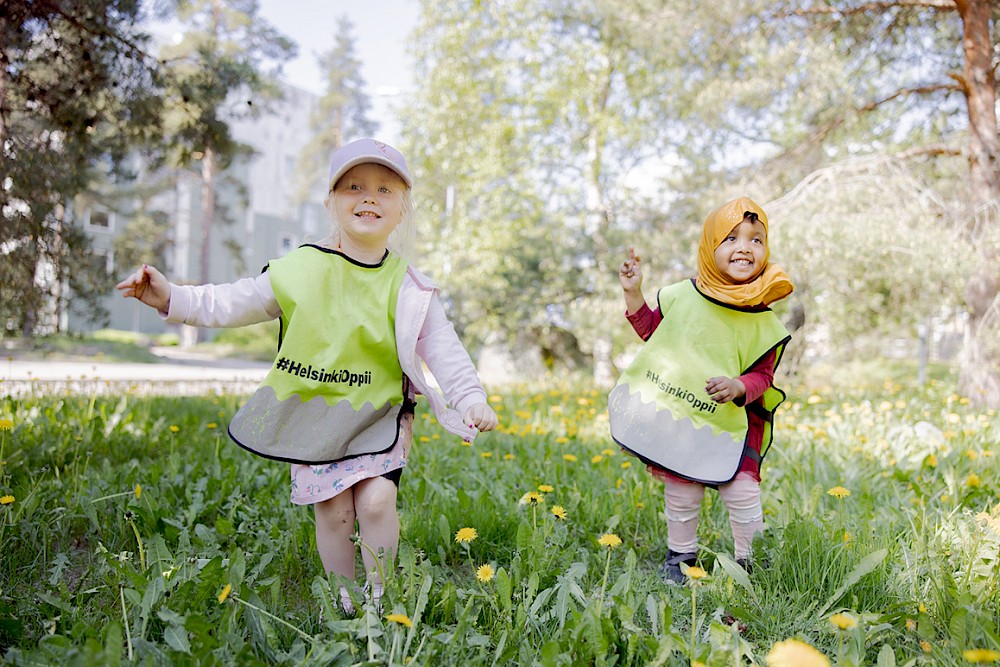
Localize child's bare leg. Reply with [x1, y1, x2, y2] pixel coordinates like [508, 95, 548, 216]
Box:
[718, 474, 763, 561]
[353, 476, 399, 603]
[314, 490, 358, 610]
[663, 479, 705, 554]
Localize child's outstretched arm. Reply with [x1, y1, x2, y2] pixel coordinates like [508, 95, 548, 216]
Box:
[619, 246, 646, 315]
[116, 264, 171, 313]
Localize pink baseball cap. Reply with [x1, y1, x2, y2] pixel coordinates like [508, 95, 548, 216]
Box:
[327, 138, 412, 190]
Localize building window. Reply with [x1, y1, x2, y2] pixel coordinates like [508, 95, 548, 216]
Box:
[86, 208, 114, 232]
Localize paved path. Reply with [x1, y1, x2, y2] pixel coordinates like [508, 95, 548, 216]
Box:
[1, 348, 270, 396]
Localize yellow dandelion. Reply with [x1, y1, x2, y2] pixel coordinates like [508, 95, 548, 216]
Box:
[563, 453, 577, 462]
[217, 583, 232, 604]
[551, 505, 567, 520]
[621, 461, 632, 469]
[601, 448, 615, 456]
[0, 495, 14, 505]
[918, 603, 927, 613]
[385, 613, 413, 628]
[766, 638, 830, 667]
[905, 618, 917, 631]
[476, 564, 494, 583]
[598, 533, 622, 549]
[503, 453, 515, 460]
[538, 484, 554, 493]
[827, 486, 851, 499]
[924, 454, 938, 468]
[520, 491, 544, 506]
[555, 436, 570, 444]
[0, 418, 13, 431]
[134, 484, 141, 500]
[963, 649, 1000, 663]
[206, 422, 218, 429]
[480, 451, 492, 458]
[967, 473, 981, 488]
[460, 441, 472, 447]
[454, 527, 477, 544]
[920, 640, 932, 654]
[967, 449, 979, 461]
[829, 612, 857, 630]
[591, 454, 604, 464]
[685, 565, 707, 580]
[168, 425, 180, 433]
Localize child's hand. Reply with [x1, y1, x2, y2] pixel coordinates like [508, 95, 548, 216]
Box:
[116, 264, 171, 313]
[705, 376, 746, 404]
[463, 403, 498, 432]
[619, 246, 643, 292]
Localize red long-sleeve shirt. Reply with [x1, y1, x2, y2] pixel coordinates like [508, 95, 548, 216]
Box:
[625, 302, 776, 483]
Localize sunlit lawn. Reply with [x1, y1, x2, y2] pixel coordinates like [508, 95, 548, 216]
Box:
[0, 364, 997, 665]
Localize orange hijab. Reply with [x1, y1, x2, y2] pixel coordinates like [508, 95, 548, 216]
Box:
[695, 196, 794, 307]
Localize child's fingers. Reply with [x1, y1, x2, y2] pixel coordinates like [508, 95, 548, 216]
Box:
[115, 267, 144, 291]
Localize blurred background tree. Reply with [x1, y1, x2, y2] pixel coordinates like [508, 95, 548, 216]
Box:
[0, 0, 163, 337]
[293, 15, 378, 208]
[156, 0, 296, 289]
[404, 0, 999, 406]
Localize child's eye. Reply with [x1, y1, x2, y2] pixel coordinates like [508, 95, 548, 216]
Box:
[753, 237, 764, 244]
[379, 186, 391, 194]
[348, 183, 362, 190]
[724, 235, 736, 242]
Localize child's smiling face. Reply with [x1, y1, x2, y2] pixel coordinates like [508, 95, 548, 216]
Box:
[713, 215, 767, 284]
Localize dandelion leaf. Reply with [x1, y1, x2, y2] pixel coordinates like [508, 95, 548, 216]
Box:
[103, 621, 122, 667]
[817, 547, 887, 616]
[876, 643, 896, 667]
[716, 552, 757, 602]
[162, 624, 191, 655]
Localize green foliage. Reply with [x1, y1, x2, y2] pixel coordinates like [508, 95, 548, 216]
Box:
[0, 0, 164, 336]
[0, 371, 997, 664]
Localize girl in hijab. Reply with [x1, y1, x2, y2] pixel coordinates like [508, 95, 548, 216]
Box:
[609, 196, 794, 583]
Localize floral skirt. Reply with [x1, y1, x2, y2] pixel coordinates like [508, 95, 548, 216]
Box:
[289, 414, 413, 505]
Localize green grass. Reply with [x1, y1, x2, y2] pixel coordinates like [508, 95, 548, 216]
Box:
[2, 332, 171, 364]
[0, 369, 997, 665]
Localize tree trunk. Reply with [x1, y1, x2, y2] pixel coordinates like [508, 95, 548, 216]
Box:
[199, 147, 217, 286]
[956, 0, 1000, 408]
[195, 147, 218, 345]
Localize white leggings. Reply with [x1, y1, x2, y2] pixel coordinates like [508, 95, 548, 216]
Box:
[664, 472, 763, 559]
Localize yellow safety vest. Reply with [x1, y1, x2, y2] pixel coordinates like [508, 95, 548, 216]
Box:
[228, 245, 408, 464]
[609, 280, 790, 484]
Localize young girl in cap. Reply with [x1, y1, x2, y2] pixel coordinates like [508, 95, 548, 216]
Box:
[609, 196, 793, 582]
[117, 138, 498, 612]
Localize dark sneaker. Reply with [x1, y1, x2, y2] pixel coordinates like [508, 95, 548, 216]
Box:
[735, 556, 769, 573]
[660, 550, 697, 584]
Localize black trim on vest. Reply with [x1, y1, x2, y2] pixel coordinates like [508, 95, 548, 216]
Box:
[298, 243, 390, 268]
[687, 278, 773, 312]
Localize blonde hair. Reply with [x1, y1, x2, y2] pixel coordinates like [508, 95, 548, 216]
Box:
[321, 183, 417, 261]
